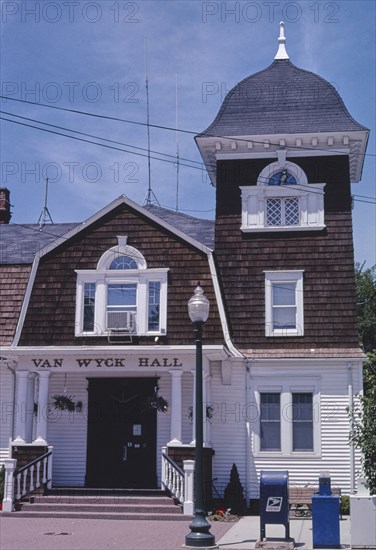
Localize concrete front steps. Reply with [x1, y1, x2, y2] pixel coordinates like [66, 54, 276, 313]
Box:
[5, 488, 186, 521]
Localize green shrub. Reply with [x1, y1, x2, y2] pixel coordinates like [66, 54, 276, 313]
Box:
[0, 465, 5, 500]
[224, 463, 245, 515]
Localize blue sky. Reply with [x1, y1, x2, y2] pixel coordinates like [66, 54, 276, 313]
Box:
[1, 0, 375, 266]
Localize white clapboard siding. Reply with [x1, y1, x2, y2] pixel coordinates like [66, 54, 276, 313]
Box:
[0, 366, 14, 464]
[156, 373, 172, 485]
[210, 362, 248, 496]
[47, 373, 88, 486]
[248, 361, 364, 496]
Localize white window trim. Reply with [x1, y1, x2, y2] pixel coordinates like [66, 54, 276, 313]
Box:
[264, 270, 304, 337]
[240, 161, 325, 232]
[253, 379, 321, 457]
[241, 183, 326, 232]
[75, 242, 169, 337]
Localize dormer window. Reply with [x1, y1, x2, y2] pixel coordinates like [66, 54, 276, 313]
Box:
[75, 238, 168, 337]
[240, 161, 326, 232]
[109, 255, 139, 270]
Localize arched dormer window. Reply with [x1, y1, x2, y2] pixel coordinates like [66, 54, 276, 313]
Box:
[240, 161, 326, 232]
[109, 256, 139, 270]
[75, 237, 168, 337]
[268, 170, 297, 186]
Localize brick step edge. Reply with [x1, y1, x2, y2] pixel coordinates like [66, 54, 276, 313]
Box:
[1, 511, 189, 521]
[19, 504, 181, 514]
[28, 496, 174, 505]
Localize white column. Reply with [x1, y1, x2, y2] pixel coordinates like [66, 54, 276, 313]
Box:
[190, 369, 196, 445]
[13, 370, 29, 444]
[2, 459, 17, 512]
[25, 373, 36, 443]
[203, 371, 212, 447]
[34, 371, 50, 444]
[168, 370, 183, 446]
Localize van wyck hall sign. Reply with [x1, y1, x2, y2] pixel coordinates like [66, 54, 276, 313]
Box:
[30, 357, 184, 369]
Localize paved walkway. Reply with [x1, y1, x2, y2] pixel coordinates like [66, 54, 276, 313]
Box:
[0, 515, 351, 550]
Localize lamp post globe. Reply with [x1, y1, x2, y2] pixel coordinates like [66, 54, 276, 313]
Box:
[188, 284, 210, 324]
[185, 284, 215, 548]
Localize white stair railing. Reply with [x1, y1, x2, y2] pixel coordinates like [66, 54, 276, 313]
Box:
[161, 447, 195, 516]
[2, 447, 53, 512]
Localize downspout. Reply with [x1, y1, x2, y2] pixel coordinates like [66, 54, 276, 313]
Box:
[348, 362, 355, 493]
[245, 360, 251, 507]
[207, 252, 243, 358]
[6, 362, 16, 447]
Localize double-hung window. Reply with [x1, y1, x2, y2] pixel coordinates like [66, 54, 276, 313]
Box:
[255, 382, 319, 455]
[75, 240, 168, 337]
[260, 393, 281, 451]
[292, 393, 314, 452]
[264, 271, 304, 336]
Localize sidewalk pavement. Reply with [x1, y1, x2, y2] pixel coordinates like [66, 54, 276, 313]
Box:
[0, 515, 351, 550]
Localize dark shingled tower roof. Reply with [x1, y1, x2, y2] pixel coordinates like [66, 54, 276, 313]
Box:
[199, 59, 368, 138]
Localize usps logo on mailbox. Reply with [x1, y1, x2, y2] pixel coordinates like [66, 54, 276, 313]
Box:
[266, 496, 283, 512]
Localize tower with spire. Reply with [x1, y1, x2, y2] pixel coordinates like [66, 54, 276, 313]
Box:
[195, 18, 369, 424]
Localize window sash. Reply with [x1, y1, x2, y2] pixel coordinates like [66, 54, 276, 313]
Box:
[272, 282, 297, 329]
[292, 393, 314, 451]
[83, 282, 95, 332]
[148, 281, 161, 332]
[260, 393, 281, 451]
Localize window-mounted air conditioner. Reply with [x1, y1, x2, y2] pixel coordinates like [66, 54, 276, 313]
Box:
[107, 311, 136, 333]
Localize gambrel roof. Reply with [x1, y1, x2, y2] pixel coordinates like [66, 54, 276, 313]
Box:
[0, 205, 214, 265]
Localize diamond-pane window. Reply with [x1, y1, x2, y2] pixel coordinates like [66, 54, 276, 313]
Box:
[267, 199, 282, 225]
[266, 198, 300, 227]
[285, 198, 299, 225]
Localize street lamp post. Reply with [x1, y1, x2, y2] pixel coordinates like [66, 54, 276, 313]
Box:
[185, 284, 216, 548]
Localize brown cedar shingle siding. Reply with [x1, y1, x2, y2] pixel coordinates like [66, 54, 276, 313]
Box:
[0, 265, 32, 345]
[19, 203, 222, 346]
[214, 155, 360, 350]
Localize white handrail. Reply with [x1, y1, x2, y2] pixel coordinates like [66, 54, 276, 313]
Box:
[2, 448, 53, 513]
[161, 448, 195, 516]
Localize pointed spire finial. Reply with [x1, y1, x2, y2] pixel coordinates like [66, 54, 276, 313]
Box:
[274, 21, 289, 60]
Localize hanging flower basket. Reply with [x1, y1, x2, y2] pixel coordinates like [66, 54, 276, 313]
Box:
[51, 395, 77, 412]
[146, 395, 169, 413]
[187, 404, 215, 422]
[145, 385, 168, 413]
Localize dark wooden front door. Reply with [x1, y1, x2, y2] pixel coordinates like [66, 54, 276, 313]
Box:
[86, 378, 157, 488]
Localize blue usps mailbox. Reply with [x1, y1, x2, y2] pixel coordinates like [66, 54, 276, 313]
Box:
[260, 470, 290, 540]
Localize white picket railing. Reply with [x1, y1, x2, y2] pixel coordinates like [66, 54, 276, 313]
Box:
[2, 446, 53, 512]
[161, 446, 194, 516]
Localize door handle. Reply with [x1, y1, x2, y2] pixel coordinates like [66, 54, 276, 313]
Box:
[123, 446, 127, 461]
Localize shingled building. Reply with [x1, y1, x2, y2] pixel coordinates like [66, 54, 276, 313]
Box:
[0, 24, 369, 513]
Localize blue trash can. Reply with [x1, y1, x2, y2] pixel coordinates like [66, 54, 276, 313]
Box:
[312, 472, 340, 548]
[260, 470, 290, 540]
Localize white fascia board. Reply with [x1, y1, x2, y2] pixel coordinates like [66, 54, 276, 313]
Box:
[207, 252, 244, 358]
[216, 149, 350, 160]
[2, 345, 227, 357]
[11, 255, 40, 347]
[33, 195, 213, 262]
[246, 357, 366, 366]
[198, 130, 368, 184]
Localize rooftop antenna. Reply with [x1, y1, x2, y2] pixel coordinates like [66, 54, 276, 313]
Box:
[175, 73, 180, 212]
[143, 37, 160, 207]
[38, 177, 54, 228]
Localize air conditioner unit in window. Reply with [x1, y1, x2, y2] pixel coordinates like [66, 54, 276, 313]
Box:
[107, 311, 136, 332]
